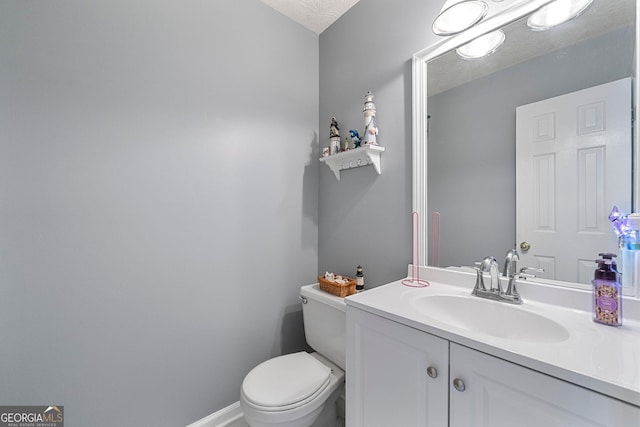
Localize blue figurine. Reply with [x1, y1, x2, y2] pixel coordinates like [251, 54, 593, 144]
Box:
[349, 129, 362, 148]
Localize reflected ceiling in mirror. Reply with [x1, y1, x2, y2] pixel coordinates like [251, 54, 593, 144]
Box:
[428, 0, 633, 96]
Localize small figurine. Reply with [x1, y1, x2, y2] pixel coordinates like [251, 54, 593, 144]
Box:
[349, 129, 362, 148]
[362, 91, 379, 145]
[343, 137, 351, 152]
[329, 117, 340, 138]
[330, 117, 341, 155]
[610, 206, 640, 247]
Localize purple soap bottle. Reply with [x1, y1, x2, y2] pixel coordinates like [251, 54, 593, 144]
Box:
[592, 253, 622, 326]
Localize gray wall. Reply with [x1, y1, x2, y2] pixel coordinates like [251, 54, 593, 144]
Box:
[0, 1, 318, 426]
[318, 0, 442, 288]
[428, 26, 634, 268]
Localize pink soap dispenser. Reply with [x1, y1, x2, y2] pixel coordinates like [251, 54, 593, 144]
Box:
[592, 253, 622, 326]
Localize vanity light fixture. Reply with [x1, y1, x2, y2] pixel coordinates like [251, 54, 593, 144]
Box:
[527, 0, 594, 31]
[432, 0, 489, 36]
[432, 0, 595, 60]
[456, 29, 506, 59]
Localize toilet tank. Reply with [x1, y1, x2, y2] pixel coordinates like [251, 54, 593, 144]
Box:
[300, 283, 347, 370]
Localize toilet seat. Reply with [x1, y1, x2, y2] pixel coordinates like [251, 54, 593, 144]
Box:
[241, 352, 332, 411]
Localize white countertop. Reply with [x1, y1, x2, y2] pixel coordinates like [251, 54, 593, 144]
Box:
[345, 266, 640, 407]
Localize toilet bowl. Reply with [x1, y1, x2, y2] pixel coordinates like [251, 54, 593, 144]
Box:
[240, 284, 347, 427]
[240, 352, 344, 427]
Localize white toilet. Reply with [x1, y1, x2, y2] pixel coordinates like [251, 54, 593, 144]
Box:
[240, 284, 346, 427]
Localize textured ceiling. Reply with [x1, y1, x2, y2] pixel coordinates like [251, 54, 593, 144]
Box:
[260, 0, 361, 34]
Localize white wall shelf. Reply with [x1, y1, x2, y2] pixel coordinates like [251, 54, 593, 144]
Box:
[319, 145, 385, 180]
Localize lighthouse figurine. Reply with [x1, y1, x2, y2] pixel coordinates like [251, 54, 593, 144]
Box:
[329, 117, 341, 155]
[362, 91, 378, 146]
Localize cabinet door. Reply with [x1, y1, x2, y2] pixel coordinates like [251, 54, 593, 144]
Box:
[450, 343, 640, 427]
[346, 308, 448, 427]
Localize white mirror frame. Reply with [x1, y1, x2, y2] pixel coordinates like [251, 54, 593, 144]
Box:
[412, 0, 640, 272]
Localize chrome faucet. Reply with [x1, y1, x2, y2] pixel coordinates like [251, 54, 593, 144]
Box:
[472, 249, 542, 305]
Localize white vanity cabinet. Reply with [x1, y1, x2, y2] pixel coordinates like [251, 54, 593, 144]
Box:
[347, 307, 640, 427]
[346, 307, 448, 426]
[450, 343, 640, 427]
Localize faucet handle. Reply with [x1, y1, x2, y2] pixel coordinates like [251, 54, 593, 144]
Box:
[503, 267, 544, 303]
[518, 267, 544, 279]
[479, 256, 501, 293]
[503, 265, 542, 304]
[472, 263, 486, 291]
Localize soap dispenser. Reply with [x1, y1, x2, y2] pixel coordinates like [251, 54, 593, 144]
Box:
[592, 253, 622, 326]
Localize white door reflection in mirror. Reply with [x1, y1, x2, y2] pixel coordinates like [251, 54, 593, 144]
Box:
[516, 78, 632, 286]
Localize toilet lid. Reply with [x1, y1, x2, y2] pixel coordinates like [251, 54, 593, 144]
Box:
[242, 352, 331, 408]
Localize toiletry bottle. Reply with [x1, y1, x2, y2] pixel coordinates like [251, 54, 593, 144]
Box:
[356, 265, 365, 293]
[592, 253, 622, 326]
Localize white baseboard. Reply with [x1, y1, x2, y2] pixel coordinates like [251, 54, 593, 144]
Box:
[186, 401, 243, 427]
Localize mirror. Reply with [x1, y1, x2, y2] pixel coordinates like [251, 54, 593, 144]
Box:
[412, 0, 638, 293]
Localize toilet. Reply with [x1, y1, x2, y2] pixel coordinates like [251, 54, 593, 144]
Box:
[240, 284, 346, 427]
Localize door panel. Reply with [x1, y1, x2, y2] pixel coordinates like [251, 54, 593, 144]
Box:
[516, 78, 632, 285]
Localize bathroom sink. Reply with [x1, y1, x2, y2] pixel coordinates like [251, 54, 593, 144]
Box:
[410, 294, 570, 342]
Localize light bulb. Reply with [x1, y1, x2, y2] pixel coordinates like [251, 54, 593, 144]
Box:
[527, 0, 593, 31]
[456, 29, 506, 59]
[433, 0, 489, 36]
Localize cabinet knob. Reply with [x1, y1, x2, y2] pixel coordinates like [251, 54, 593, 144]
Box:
[426, 366, 438, 378]
[453, 378, 466, 392]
